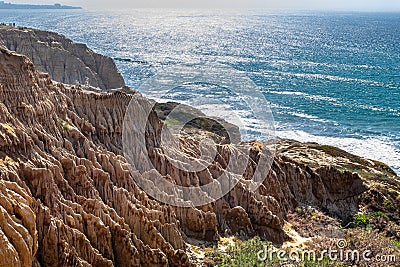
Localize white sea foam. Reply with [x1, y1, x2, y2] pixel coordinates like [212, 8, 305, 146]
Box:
[268, 90, 338, 102]
[268, 91, 307, 96]
[265, 59, 383, 71]
[287, 111, 317, 119]
[274, 71, 387, 87]
[287, 112, 329, 123]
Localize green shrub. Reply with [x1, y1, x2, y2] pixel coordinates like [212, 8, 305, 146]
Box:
[353, 214, 369, 226]
[214, 237, 344, 267]
[371, 211, 390, 221]
[352, 212, 389, 227]
[59, 119, 73, 132]
[215, 237, 275, 266]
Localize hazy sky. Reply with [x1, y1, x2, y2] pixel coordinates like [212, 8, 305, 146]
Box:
[9, 0, 400, 11]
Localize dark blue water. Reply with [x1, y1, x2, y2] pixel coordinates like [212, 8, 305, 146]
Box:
[1, 9, 399, 173]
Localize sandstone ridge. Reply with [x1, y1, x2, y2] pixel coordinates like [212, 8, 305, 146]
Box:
[0, 26, 125, 89]
[0, 45, 398, 266]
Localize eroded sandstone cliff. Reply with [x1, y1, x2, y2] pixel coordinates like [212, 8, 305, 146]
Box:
[0, 26, 125, 89]
[0, 44, 398, 267]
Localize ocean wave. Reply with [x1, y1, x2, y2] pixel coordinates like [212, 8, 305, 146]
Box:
[267, 59, 383, 71]
[268, 90, 306, 96]
[274, 71, 387, 87]
[357, 104, 400, 116]
[286, 111, 329, 123]
[267, 90, 338, 102]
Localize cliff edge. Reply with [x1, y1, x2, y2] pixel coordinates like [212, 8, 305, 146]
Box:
[0, 26, 125, 89]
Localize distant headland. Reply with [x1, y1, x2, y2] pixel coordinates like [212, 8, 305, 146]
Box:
[0, 1, 82, 9]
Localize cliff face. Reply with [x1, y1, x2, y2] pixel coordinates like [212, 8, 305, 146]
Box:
[0, 46, 398, 266]
[0, 47, 192, 266]
[0, 27, 125, 90]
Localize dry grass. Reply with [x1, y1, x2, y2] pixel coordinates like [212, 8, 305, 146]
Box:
[287, 206, 400, 267]
[0, 123, 16, 137]
[0, 155, 17, 167]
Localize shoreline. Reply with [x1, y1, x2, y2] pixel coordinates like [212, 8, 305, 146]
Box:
[0, 1, 81, 10]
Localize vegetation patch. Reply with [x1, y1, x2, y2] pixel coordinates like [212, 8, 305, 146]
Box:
[58, 119, 73, 131]
[315, 144, 397, 177]
[210, 237, 343, 267]
[352, 212, 390, 227]
[164, 118, 183, 128]
[214, 237, 273, 266]
[352, 214, 370, 226]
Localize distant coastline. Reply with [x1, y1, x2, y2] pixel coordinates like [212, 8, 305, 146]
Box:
[0, 1, 81, 9]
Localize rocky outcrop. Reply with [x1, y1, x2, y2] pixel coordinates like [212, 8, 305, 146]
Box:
[0, 26, 125, 89]
[0, 48, 188, 266]
[0, 45, 397, 266]
[0, 179, 37, 267]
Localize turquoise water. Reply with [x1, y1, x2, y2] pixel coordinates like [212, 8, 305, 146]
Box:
[1, 9, 399, 173]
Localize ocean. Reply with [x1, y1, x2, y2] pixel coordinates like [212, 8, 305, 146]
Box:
[1, 9, 399, 174]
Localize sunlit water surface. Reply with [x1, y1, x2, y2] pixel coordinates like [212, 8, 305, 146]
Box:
[2, 9, 399, 173]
